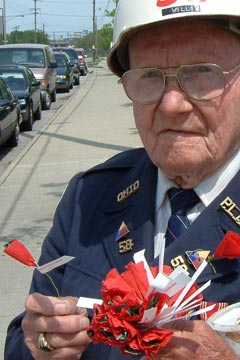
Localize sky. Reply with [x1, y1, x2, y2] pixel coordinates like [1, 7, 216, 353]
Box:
[4, 0, 115, 39]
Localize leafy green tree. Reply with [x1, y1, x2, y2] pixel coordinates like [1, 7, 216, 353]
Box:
[97, 24, 113, 55]
[6, 30, 49, 44]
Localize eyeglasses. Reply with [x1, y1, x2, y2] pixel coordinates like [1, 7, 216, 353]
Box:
[119, 63, 240, 105]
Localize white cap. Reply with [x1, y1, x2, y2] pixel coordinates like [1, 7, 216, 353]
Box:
[107, 0, 240, 77]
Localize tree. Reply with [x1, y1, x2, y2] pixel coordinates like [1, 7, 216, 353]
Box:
[6, 30, 49, 44]
[97, 24, 113, 55]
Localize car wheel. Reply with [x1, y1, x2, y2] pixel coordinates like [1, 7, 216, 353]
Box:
[65, 84, 70, 93]
[7, 121, 20, 147]
[51, 89, 57, 103]
[70, 81, 73, 89]
[74, 75, 80, 85]
[42, 91, 51, 110]
[34, 102, 42, 120]
[81, 69, 87, 76]
[21, 103, 33, 131]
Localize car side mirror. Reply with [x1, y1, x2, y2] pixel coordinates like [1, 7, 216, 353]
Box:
[32, 79, 41, 87]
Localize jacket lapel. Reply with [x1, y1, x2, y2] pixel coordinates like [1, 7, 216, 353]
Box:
[100, 155, 157, 272]
[163, 169, 240, 283]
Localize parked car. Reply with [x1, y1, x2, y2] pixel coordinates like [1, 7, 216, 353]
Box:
[0, 77, 22, 147]
[0, 65, 41, 131]
[54, 51, 74, 92]
[0, 44, 57, 110]
[52, 47, 80, 85]
[75, 48, 88, 76]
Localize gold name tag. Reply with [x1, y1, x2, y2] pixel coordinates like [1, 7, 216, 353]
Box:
[220, 197, 240, 226]
[170, 255, 188, 271]
[117, 181, 140, 202]
[118, 239, 134, 253]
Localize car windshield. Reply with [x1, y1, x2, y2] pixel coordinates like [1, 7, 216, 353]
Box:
[56, 49, 77, 61]
[0, 71, 28, 90]
[55, 54, 68, 67]
[0, 48, 46, 68]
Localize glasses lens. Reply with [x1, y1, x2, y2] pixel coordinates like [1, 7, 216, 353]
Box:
[122, 68, 165, 104]
[178, 64, 225, 100]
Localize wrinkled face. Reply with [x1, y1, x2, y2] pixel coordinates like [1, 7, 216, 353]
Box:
[128, 22, 240, 188]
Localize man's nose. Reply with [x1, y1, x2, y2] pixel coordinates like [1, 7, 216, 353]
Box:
[157, 77, 193, 117]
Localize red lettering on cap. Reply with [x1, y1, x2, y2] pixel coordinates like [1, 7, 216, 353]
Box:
[157, 0, 206, 7]
[157, 0, 177, 6]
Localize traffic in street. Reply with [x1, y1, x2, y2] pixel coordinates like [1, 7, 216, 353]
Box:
[0, 79, 83, 176]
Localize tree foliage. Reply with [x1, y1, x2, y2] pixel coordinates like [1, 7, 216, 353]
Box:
[5, 30, 49, 44]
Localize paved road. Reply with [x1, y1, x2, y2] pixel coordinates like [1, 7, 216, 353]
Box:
[0, 60, 141, 357]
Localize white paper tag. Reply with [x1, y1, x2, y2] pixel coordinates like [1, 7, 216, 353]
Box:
[77, 296, 103, 309]
[37, 256, 75, 274]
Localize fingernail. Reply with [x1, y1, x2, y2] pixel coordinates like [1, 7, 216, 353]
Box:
[55, 302, 69, 315]
[80, 317, 90, 330]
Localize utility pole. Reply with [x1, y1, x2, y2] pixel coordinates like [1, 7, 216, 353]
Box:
[33, 0, 40, 43]
[93, 0, 97, 61]
[2, 0, 6, 44]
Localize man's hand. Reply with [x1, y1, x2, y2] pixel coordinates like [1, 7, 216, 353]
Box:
[140, 320, 239, 360]
[22, 293, 90, 359]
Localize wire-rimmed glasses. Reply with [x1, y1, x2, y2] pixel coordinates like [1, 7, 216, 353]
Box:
[119, 63, 240, 105]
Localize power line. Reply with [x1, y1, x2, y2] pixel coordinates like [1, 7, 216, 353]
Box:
[98, 0, 111, 27]
[40, 13, 92, 18]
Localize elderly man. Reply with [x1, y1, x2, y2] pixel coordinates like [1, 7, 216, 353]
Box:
[4, 0, 240, 359]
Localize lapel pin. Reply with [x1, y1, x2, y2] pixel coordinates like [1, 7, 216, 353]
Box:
[115, 221, 134, 254]
[115, 221, 130, 242]
[185, 250, 210, 270]
[117, 180, 140, 202]
[220, 196, 240, 227]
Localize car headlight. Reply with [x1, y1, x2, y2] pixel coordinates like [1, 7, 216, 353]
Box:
[57, 75, 67, 80]
[40, 79, 48, 89]
[18, 99, 27, 106]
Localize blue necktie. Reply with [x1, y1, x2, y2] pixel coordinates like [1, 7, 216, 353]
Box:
[165, 188, 199, 246]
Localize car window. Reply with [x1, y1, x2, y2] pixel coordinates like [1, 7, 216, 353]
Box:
[26, 68, 34, 83]
[55, 54, 68, 66]
[0, 71, 28, 90]
[54, 48, 77, 61]
[0, 78, 11, 100]
[0, 48, 46, 67]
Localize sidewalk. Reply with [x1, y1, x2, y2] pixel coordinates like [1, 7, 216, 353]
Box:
[0, 60, 141, 356]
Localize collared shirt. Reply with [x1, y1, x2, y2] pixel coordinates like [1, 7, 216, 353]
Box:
[154, 149, 240, 258]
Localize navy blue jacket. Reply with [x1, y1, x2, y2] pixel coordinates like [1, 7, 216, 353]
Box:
[5, 148, 240, 359]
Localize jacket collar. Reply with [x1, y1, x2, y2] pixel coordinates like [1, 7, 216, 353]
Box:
[100, 152, 157, 272]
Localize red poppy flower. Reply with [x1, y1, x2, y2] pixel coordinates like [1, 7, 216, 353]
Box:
[138, 328, 173, 359]
[3, 239, 37, 266]
[86, 259, 209, 357]
[88, 261, 174, 357]
[3, 239, 61, 296]
[213, 231, 240, 260]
